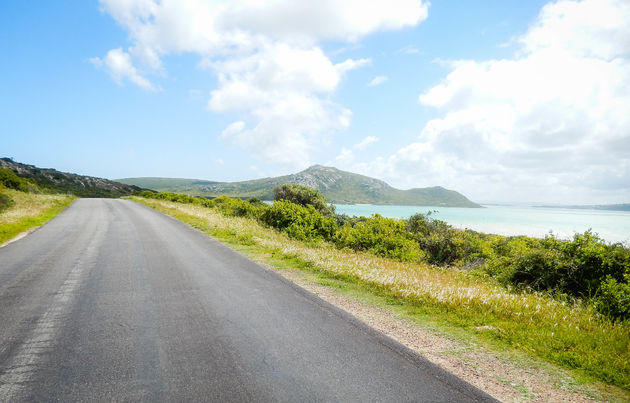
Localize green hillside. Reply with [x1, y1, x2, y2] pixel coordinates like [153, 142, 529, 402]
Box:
[115, 177, 221, 193]
[1, 158, 143, 198]
[119, 165, 481, 207]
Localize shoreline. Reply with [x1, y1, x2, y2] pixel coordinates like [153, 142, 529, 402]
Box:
[333, 203, 630, 244]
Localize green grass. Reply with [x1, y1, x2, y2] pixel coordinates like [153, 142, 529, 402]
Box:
[129, 197, 630, 399]
[0, 189, 76, 244]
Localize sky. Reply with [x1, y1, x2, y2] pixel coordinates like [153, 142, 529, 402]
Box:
[1, 0, 629, 205]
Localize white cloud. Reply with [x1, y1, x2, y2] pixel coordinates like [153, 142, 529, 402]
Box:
[396, 45, 419, 54]
[367, 75, 388, 87]
[91, 48, 156, 91]
[362, 0, 630, 204]
[217, 0, 428, 43]
[330, 136, 379, 167]
[95, 0, 428, 166]
[332, 148, 355, 166]
[220, 121, 246, 141]
[335, 58, 372, 74]
[208, 43, 357, 164]
[354, 136, 379, 150]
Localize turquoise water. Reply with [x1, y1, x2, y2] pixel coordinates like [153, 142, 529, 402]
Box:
[334, 204, 630, 244]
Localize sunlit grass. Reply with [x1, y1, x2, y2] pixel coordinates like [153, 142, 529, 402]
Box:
[0, 189, 76, 244]
[131, 197, 630, 393]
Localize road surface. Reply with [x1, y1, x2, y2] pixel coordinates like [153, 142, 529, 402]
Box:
[0, 199, 495, 402]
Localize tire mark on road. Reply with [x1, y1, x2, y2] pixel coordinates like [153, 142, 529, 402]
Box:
[0, 217, 105, 402]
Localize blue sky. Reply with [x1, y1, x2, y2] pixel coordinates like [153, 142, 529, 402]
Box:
[2, 1, 628, 204]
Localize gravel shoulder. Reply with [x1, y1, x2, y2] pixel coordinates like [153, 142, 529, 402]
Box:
[273, 268, 620, 403]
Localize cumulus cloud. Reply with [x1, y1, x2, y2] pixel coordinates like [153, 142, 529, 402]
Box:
[363, 0, 630, 204]
[367, 75, 388, 87]
[90, 48, 156, 91]
[95, 0, 428, 166]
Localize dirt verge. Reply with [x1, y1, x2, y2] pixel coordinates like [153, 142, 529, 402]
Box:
[276, 269, 609, 403]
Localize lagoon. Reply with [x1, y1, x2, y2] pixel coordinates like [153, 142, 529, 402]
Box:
[334, 204, 630, 244]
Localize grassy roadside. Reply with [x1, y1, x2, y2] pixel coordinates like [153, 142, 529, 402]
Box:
[130, 197, 630, 400]
[0, 189, 76, 245]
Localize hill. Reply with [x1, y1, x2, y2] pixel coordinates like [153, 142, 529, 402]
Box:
[0, 158, 143, 198]
[119, 165, 481, 207]
[116, 177, 221, 193]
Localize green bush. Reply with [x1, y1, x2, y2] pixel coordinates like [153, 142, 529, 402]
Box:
[0, 192, 14, 213]
[484, 236, 539, 282]
[506, 232, 630, 298]
[157, 192, 196, 204]
[335, 214, 423, 262]
[246, 197, 265, 206]
[135, 190, 157, 198]
[0, 168, 37, 192]
[595, 276, 630, 321]
[407, 213, 490, 265]
[211, 195, 267, 218]
[260, 200, 335, 242]
[273, 184, 335, 216]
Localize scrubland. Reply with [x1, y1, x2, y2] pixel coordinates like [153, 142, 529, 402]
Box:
[130, 193, 630, 397]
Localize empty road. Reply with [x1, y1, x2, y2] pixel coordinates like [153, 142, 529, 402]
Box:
[0, 199, 495, 402]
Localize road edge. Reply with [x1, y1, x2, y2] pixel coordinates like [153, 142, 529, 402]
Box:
[129, 199, 499, 402]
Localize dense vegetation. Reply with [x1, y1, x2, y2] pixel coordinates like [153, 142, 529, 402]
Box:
[273, 184, 335, 216]
[1, 167, 77, 242]
[137, 186, 630, 322]
[1, 167, 38, 212]
[1, 167, 40, 192]
[120, 165, 481, 207]
[1, 158, 143, 198]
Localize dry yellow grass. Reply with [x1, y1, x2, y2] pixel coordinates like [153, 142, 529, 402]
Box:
[0, 189, 75, 244]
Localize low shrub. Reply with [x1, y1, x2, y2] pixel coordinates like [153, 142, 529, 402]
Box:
[334, 214, 423, 262]
[0, 168, 38, 192]
[503, 232, 629, 298]
[154, 192, 197, 204]
[273, 184, 335, 216]
[595, 276, 630, 321]
[260, 200, 335, 242]
[407, 213, 491, 265]
[0, 192, 14, 212]
[211, 195, 267, 218]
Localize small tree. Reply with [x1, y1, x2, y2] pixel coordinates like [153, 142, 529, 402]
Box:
[273, 184, 334, 216]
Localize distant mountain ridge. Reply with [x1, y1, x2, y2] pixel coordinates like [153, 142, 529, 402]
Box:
[119, 165, 481, 207]
[1, 158, 143, 198]
[537, 203, 630, 211]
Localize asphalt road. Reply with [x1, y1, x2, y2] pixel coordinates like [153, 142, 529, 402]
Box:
[0, 199, 496, 402]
